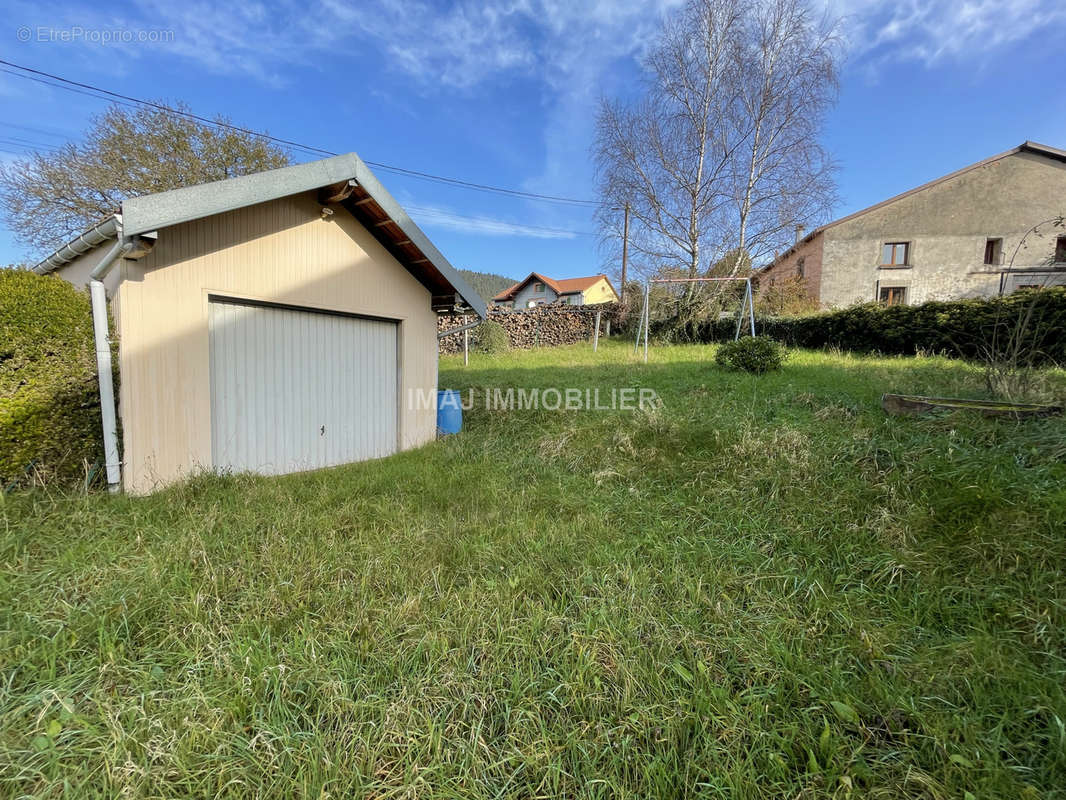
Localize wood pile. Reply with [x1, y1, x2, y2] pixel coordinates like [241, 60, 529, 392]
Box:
[438, 303, 622, 354]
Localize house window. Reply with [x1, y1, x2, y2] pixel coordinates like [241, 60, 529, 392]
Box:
[796, 257, 805, 279]
[881, 242, 910, 267]
[1055, 237, 1066, 264]
[879, 286, 907, 306]
[533, 282, 544, 293]
[984, 238, 1002, 266]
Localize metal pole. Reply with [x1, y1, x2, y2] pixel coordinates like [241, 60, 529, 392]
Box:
[747, 279, 756, 337]
[593, 310, 601, 352]
[620, 202, 629, 304]
[642, 281, 650, 363]
[463, 326, 469, 365]
[633, 290, 644, 353]
[734, 288, 744, 341]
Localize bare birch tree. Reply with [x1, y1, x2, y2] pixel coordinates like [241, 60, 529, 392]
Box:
[596, 0, 745, 323]
[727, 0, 839, 274]
[596, 0, 840, 319]
[0, 103, 290, 256]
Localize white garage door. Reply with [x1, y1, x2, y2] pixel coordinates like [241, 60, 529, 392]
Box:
[208, 298, 398, 475]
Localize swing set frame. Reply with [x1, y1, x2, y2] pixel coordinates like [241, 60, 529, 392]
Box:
[633, 277, 756, 363]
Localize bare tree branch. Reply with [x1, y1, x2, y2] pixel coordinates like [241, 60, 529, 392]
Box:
[0, 102, 291, 256]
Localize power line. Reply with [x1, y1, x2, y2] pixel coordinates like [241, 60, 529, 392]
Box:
[0, 137, 60, 155]
[0, 120, 72, 139]
[0, 58, 598, 207]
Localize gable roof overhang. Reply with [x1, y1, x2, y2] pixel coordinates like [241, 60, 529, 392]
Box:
[493, 272, 616, 302]
[763, 140, 1066, 270]
[33, 152, 486, 317]
[492, 271, 560, 301]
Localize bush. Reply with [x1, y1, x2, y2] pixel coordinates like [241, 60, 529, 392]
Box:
[715, 336, 785, 373]
[0, 269, 105, 489]
[473, 320, 510, 353]
[669, 288, 1066, 365]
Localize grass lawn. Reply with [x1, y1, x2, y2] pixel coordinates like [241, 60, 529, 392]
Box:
[3, 340, 1065, 798]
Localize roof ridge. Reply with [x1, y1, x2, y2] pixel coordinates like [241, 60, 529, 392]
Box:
[767, 141, 1065, 267]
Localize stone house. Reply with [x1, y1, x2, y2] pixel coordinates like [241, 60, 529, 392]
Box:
[759, 141, 1066, 307]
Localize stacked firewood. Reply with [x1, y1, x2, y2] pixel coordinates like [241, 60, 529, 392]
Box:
[438, 303, 622, 354]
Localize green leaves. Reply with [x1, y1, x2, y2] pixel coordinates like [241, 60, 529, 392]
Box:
[830, 700, 860, 726]
[714, 336, 786, 373]
[1, 270, 104, 489]
[670, 661, 694, 683]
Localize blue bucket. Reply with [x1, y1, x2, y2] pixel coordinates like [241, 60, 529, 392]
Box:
[437, 390, 462, 435]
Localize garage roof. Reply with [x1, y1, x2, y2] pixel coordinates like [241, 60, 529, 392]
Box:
[33, 153, 486, 317]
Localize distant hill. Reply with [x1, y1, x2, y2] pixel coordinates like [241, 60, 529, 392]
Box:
[458, 269, 518, 304]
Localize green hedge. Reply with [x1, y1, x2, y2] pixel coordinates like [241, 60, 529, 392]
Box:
[661, 287, 1066, 365]
[1, 269, 106, 489]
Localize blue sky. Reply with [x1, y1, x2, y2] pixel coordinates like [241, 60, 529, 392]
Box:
[1, 0, 1065, 279]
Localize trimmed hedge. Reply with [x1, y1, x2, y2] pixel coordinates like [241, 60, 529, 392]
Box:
[0, 269, 105, 489]
[660, 287, 1066, 365]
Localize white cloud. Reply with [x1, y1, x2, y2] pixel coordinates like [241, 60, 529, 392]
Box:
[832, 0, 1066, 68]
[405, 203, 584, 239]
[10, 0, 1060, 91]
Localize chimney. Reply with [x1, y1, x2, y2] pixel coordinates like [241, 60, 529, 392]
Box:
[794, 224, 806, 244]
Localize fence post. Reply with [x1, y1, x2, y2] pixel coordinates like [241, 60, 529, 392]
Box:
[593, 310, 602, 352]
[463, 326, 469, 366]
[605, 318, 611, 337]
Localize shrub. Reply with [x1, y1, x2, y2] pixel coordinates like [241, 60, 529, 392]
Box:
[715, 336, 785, 373]
[473, 320, 510, 353]
[0, 269, 105, 489]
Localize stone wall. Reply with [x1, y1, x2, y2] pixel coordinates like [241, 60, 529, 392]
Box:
[438, 304, 621, 354]
[818, 150, 1066, 308]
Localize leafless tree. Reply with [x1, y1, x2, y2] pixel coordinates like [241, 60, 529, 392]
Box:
[979, 215, 1065, 402]
[597, 0, 742, 289]
[0, 103, 290, 256]
[728, 0, 839, 273]
[596, 0, 840, 319]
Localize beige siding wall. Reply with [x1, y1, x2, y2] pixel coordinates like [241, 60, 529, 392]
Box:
[114, 191, 438, 493]
[819, 151, 1066, 307]
[54, 244, 123, 315]
[582, 278, 619, 305]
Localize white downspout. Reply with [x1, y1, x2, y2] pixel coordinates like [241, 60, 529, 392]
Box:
[89, 236, 134, 492]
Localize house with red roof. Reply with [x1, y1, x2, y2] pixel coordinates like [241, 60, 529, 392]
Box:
[492, 272, 619, 309]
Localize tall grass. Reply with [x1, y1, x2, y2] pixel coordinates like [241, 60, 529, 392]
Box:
[2, 341, 1064, 798]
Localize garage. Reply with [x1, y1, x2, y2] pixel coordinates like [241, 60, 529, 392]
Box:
[34, 152, 485, 493]
[208, 298, 399, 475]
